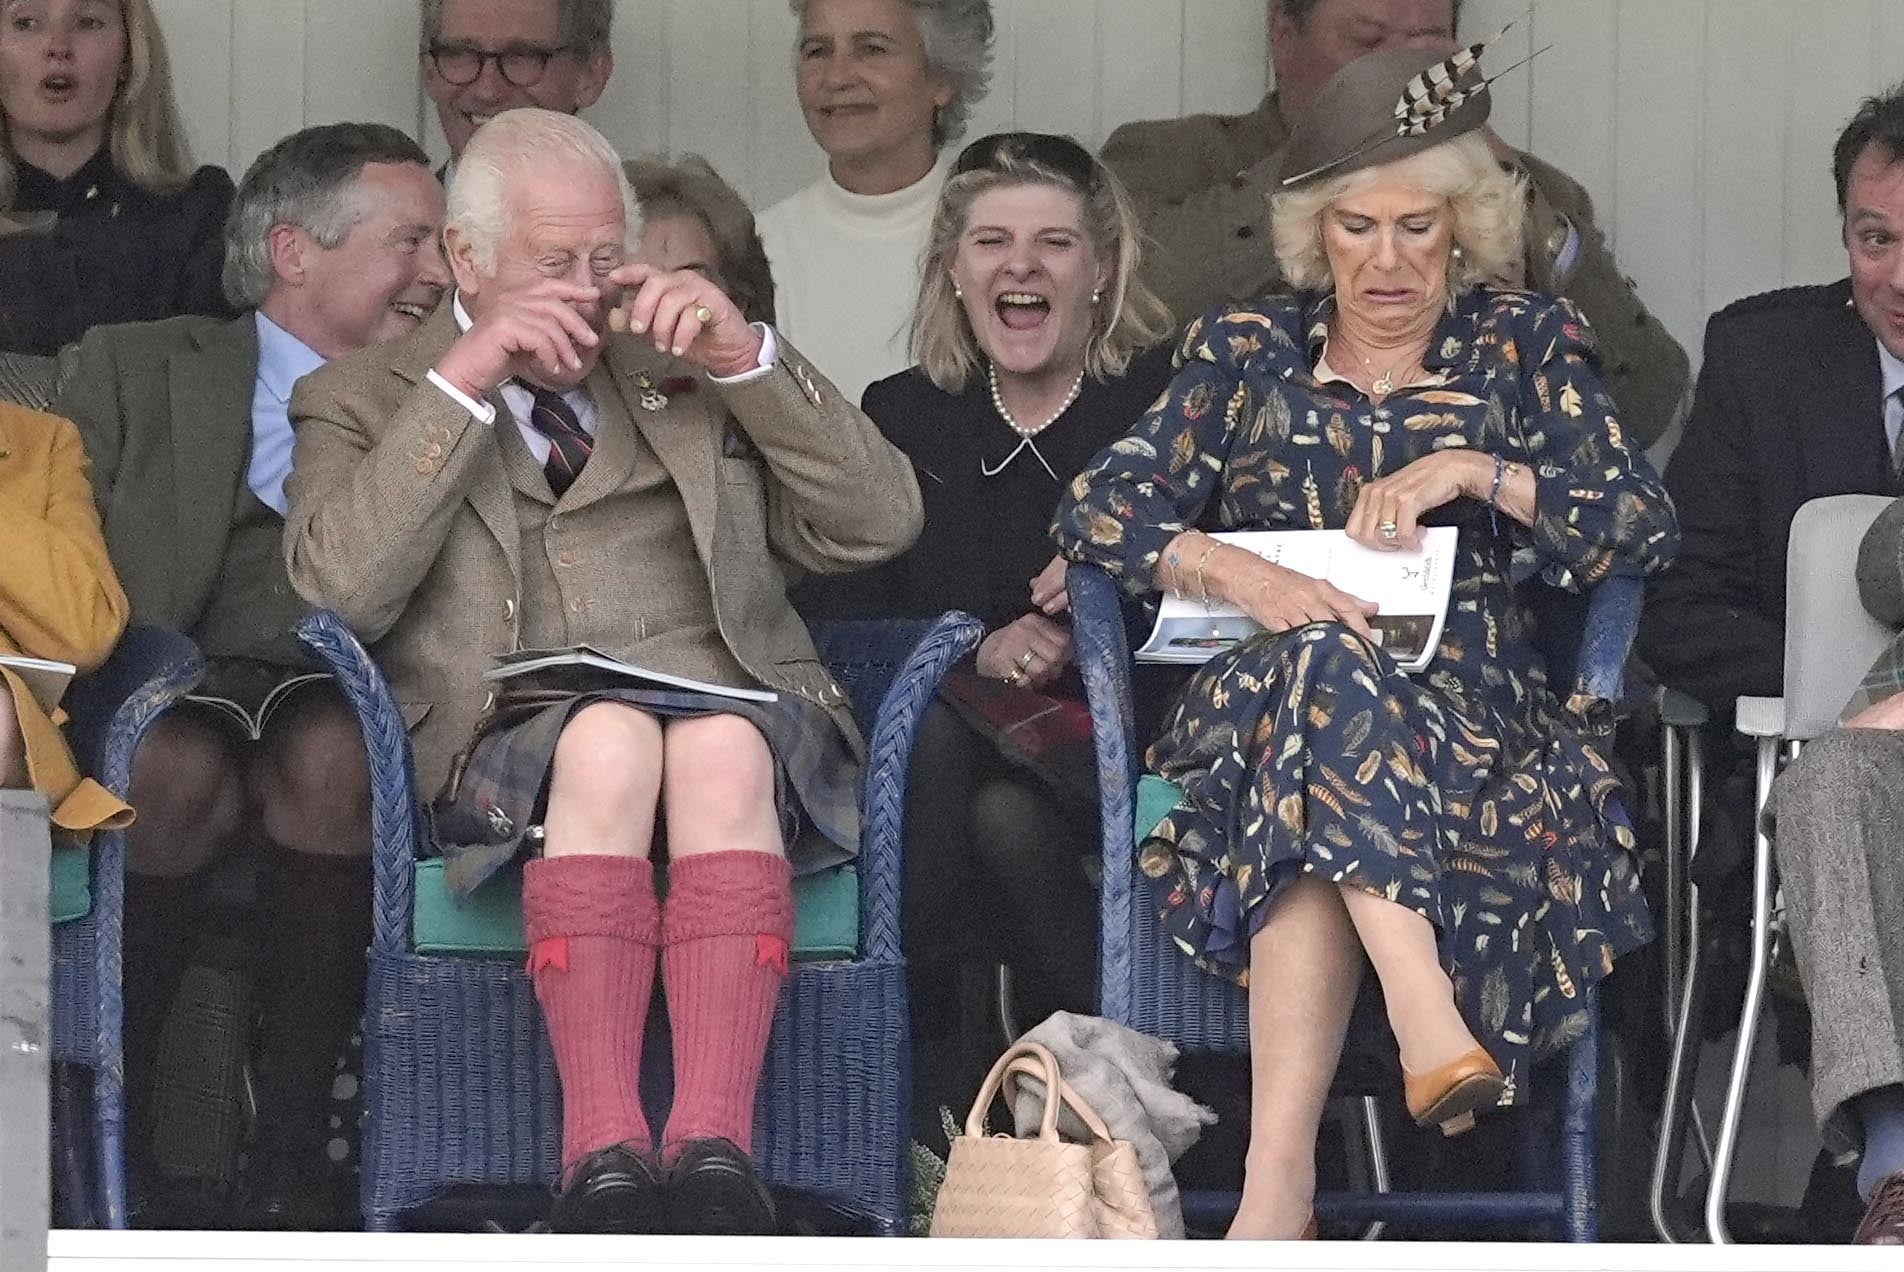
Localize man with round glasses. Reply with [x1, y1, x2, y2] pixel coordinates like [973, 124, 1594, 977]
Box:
[421, 0, 616, 168]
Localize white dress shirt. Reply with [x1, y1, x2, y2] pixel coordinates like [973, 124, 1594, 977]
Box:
[426, 293, 779, 455]
[1880, 338, 1904, 462]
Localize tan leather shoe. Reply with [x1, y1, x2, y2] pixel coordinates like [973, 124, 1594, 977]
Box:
[1403, 1046, 1507, 1137]
[1854, 1172, 1904, 1245]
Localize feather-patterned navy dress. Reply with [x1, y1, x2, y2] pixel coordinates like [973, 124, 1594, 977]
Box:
[1054, 287, 1678, 1103]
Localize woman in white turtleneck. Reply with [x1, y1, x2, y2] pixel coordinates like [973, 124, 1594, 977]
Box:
[760, 0, 994, 406]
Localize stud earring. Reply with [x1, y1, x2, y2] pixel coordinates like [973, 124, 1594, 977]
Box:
[954, 284, 964, 300]
[1091, 288, 1103, 305]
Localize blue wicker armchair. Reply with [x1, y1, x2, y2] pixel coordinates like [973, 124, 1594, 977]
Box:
[295, 607, 982, 1233]
[1068, 561, 1643, 1242]
[51, 625, 206, 1229]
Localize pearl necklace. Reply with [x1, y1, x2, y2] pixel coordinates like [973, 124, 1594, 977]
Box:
[988, 363, 1085, 439]
[980, 363, 1084, 481]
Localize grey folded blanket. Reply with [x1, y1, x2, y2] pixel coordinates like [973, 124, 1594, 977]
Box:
[1008, 1011, 1216, 1239]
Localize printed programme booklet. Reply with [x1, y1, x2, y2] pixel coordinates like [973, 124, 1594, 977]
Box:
[1135, 526, 1458, 674]
[0, 654, 75, 714]
[486, 645, 779, 704]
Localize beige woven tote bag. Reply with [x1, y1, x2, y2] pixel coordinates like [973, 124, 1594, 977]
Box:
[929, 1040, 1160, 1239]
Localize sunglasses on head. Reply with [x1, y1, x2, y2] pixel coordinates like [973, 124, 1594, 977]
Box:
[951, 132, 1099, 191]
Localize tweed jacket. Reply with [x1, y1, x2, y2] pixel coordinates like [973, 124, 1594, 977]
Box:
[0, 403, 131, 834]
[54, 314, 263, 635]
[1841, 496, 1904, 718]
[283, 304, 923, 800]
[1638, 282, 1891, 717]
[1100, 91, 1690, 449]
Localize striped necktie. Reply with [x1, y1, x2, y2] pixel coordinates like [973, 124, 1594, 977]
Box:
[522, 383, 592, 496]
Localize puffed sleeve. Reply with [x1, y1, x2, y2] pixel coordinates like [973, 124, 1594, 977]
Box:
[1053, 310, 1259, 599]
[1505, 296, 1679, 587]
[172, 166, 238, 322]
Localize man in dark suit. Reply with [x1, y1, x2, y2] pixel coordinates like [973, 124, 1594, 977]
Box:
[1100, 0, 1689, 449]
[55, 122, 450, 1225]
[421, 0, 615, 171]
[1639, 86, 1904, 720]
[1741, 85, 1904, 1248]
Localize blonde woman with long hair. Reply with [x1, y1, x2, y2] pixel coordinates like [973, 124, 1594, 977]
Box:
[0, 0, 233, 353]
[804, 130, 1173, 1126]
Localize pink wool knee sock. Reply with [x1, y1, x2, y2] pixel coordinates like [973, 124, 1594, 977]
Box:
[521, 854, 660, 1172]
[659, 850, 795, 1161]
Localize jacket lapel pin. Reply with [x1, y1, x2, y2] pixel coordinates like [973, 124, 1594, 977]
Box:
[634, 371, 669, 412]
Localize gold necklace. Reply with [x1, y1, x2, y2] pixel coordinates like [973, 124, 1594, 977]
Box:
[1359, 352, 1409, 396]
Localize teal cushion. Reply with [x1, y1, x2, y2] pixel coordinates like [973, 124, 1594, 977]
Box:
[49, 842, 90, 924]
[413, 858, 860, 962]
[1134, 774, 1186, 848]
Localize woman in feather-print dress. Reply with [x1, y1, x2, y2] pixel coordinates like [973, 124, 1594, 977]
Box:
[1053, 48, 1678, 1242]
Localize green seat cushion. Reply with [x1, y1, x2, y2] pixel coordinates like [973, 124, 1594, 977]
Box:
[49, 842, 90, 924]
[413, 858, 860, 962]
[1135, 774, 1186, 848]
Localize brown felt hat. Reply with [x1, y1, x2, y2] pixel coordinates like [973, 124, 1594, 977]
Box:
[1277, 46, 1492, 190]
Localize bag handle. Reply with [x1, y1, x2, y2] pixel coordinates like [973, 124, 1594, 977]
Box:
[962, 1040, 1117, 1145]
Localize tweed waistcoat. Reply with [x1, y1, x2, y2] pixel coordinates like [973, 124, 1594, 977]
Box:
[495, 382, 751, 689]
[192, 486, 307, 665]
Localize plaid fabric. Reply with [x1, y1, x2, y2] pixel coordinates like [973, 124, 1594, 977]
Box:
[936, 669, 1098, 814]
[1842, 629, 1904, 720]
[431, 684, 861, 899]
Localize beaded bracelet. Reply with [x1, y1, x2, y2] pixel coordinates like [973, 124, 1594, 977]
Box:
[1489, 455, 1521, 536]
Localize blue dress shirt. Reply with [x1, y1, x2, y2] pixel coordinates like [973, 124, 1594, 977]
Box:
[249, 311, 327, 515]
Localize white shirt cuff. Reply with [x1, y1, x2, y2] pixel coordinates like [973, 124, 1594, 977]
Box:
[426, 369, 497, 424]
[1552, 221, 1583, 283]
[707, 323, 779, 385]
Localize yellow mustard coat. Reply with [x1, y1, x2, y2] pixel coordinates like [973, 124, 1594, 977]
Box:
[0, 402, 132, 834]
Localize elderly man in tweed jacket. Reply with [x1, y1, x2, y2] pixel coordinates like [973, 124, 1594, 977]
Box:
[284, 110, 919, 1236]
[1101, 0, 1688, 448]
[1766, 499, 1904, 1244]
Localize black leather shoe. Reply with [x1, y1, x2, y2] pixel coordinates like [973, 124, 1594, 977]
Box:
[664, 1138, 776, 1235]
[546, 1145, 666, 1235]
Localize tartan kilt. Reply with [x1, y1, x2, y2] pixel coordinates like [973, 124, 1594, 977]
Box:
[431, 683, 861, 899]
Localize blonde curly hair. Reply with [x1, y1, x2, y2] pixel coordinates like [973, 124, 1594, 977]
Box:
[1269, 132, 1525, 294]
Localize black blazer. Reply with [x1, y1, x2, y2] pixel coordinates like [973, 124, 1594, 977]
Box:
[1638, 280, 1891, 715]
[802, 346, 1174, 632]
[0, 149, 235, 355]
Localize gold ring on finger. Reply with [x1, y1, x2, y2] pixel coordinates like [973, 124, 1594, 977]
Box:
[1017, 650, 1035, 669]
[1378, 521, 1399, 540]
[693, 304, 715, 324]
[1005, 668, 1026, 686]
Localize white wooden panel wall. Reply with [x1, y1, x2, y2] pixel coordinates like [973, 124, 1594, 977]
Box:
[154, 0, 1904, 362]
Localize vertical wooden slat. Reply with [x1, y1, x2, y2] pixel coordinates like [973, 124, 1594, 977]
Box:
[1177, 0, 1268, 121]
[150, 0, 237, 172]
[663, 0, 756, 201]
[1701, 0, 1788, 319]
[593, 0, 672, 164]
[1612, 0, 1706, 362]
[1882, 0, 1904, 82]
[301, 2, 419, 147]
[1526, 0, 1617, 240]
[1464, 0, 1533, 151]
[960, 0, 1016, 150]
[1780, 7, 1873, 284]
[1009, 0, 1096, 144]
[1094, 0, 1182, 148]
[745, 0, 815, 209]
[229, 1, 306, 178]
